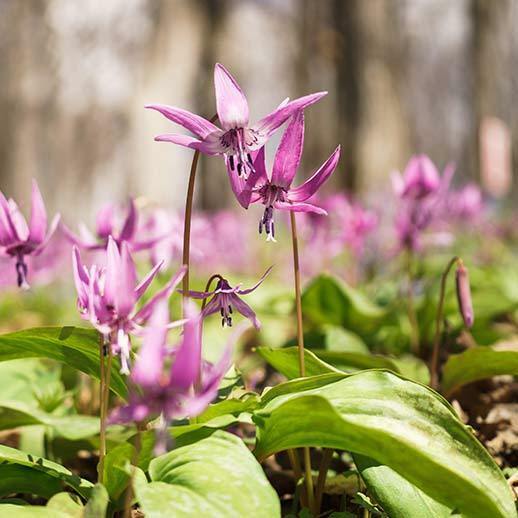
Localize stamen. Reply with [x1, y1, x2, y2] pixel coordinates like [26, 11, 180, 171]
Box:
[15, 255, 30, 290]
[229, 155, 235, 171]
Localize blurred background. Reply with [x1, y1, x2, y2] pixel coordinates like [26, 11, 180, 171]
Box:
[0, 0, 516, 219]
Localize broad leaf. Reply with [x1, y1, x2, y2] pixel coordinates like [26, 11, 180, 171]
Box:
[0, 444, 93, 498]
[0, 327, 127, 399]
[135, 431, 280, 517]
[353, 454, 452, 518]
[0, 505, 73, 517]
[103, 443, 134, 505]
[252, 370, 515, 518]
[441, 343, 518, 396]
[83, 484, 109, 518]
[46, 492, 83, 517]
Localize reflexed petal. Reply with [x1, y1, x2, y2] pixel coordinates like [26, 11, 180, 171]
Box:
[8, 199, 29, 242]
[96, 204, 114, 239]
[134, 265, 187, 324]
[184, 289, 216, 300]
[230, 294, 260, 329]
[0, 192, 16, 245]
[33, 214, 60, 255]
[225, 151, 264, 208]
[237, 265, 274, 295]
[200, 295, 222, 319]
[132, 301, 169, 387]
[72, 246, 89, 309]
[271, 111, 304, 189]
[134, 260, 163, 301]
[146, 104, 220, 139]
[214, 63, 249, 130]
[119, 199, 137, 242]
[28, 180, 47, 244]
[154, 133, 224, 155]
[288, 145, 341, 202]
[169, 302, 201, 389]
[274, 201, 328, 215]
[252, 91, 327, 146]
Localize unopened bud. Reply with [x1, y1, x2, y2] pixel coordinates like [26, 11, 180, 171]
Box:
[455, 262, 474, 328]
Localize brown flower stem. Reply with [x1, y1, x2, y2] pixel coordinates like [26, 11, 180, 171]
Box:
[430, 256, 459, 390]
[97, 333, 106, 484]
[290, 211, 315, 513]
[124, 424, 143, 518]
[315, 448, 333, 512]
[103, 344, 112, 427]
[406, 249, 420, 354]
[287, 449, 307, 507]
[181, 114, 218, 314]
[200, 274, 223, 312]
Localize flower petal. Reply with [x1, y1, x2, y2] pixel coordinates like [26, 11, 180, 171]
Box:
[28, 180, 47, 244]
[225, 149, 265, 208]
[169, 301, 202, 390]
[238, 265, 274, 295]
[230, 294, 261, 329]
[154, 133, 224, 155]
[134, 265, 186, 324]
[119, 199, 137, 242]
[131, 300, 169, 388]
[0, 192, 16, 245]
[252, 91, 327, 145]
[288, 145, 341, 202]
[214, 63, 249, 130]
[271, 111, 304, 188]
[33, 213, 60, 255]
[72, 246, 90, 310]
[8, 199, 29, 242]
[134, 260, 163, 301]
[146, 104, 220, 139]
[96, 204, 114, 239]
[274, 201, 328, 215]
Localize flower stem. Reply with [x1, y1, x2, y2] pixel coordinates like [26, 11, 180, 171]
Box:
[200, 274, 223, 312]
[289, 211, 315, 512]
[181, 114, 218, 313]
[315, 448, 333, 512]
[97, 333, 106, 484]
[430, 256, 459, 390]
[124, 424, 143, 518]
[406, 249, 420, 354]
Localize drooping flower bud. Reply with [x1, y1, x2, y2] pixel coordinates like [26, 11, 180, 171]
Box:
[455, 261, 474, 328]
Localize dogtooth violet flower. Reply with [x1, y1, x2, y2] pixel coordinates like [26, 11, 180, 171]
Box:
[63, 198, 160, 252]
[185, 266, 273, 329]
[146, 63, 327, 180]
[72, 236, 186, 374]
[0, 180, 60, 289]
[109, 301, 233, 455]
[455, 260, 474, 328]
[230, 111, 340, 241]
[392, 154, 454, 251]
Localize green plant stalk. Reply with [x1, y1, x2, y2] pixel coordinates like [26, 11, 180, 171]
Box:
[181, 114, 218, 314]
[430, 256, 459, 390]
[290, 211, 315, 513]
[124, 424, 143, 518]
[97, 333, 106, 483]
[315, 448, 333, 512]
[406, 249, 420, 354]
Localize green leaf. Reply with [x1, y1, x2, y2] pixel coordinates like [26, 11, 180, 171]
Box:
[0, 505, 72, 517]
[83, 484, 109, 518]
[103, 443, 134, 504]
[46, 493, 83, 517]
[0, 402, 99, 440]
[0, 327, 127, 399]
[257, 346, 399, 378]
[0, 444, 93, 498]
[389, 355, 430, 384]
[252, 370, 515, 518]
[302, 274, 385, 334]
[442, 343, 518, 396]
[0, 465, 63, 499]
[135, 431, 280, 517]
[324, 325, 369, 353]
[354, 454, 452, 518]
[257, 346, 342, 378]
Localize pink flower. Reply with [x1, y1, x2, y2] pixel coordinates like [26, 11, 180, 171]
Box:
[0, 180, 60, 289]
[63, 199, 159, 252]
[146, 63, 326, 180]
[110, 301, 233, 455]
[72, 237, 186, 374]
[232, 111, 340, 241]
[186, 267, 273, 329]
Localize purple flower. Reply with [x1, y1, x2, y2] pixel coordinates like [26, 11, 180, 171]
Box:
[72, 236, 186, 374]
[63, 199, 159, 252]
[186, 267, 273, 329]
[109, 301, 233, 455]
[392, 155, 454, 251]
[447, 184, 484, 222]
[232, 111, 340, 241]
[146, 63, 327, 180]
[0, 180, 60, 289]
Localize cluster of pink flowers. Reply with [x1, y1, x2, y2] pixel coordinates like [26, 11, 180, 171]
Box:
[0, 63, 493, 452]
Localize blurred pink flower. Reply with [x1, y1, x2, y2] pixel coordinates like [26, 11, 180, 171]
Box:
[0, 180, 60, 289]
[147, 63, 326, 180]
